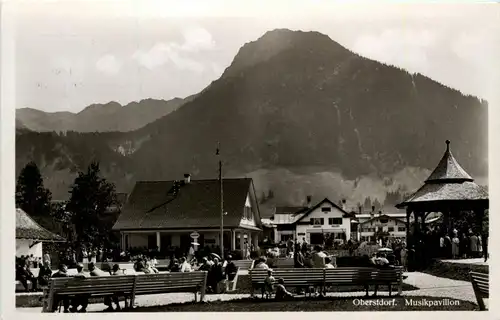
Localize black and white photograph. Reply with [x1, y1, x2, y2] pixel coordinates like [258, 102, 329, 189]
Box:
[1, 0, 497, 314]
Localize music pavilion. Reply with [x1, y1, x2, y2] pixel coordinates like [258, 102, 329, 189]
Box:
[112, 175, 263, 254]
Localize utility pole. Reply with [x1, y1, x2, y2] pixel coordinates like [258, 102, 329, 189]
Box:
[216, 142, 224, 258]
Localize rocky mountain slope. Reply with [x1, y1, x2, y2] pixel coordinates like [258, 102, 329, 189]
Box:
[15, 29, 488, 205]
[16, 96, 192, 132]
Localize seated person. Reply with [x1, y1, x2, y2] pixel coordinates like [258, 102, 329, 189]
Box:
[70, 263, 89, 313]
[88, 262, 108, 276]
[170, 259, 181, 272]
[180, 257, 192, 272]
[37, 259, 53, 288]
[325, 256, 335, 268]
[106, 264, 129, 310]
[275, 278, 294, 300]
[224, 255, 238, 281]
[51, 264, 71, 312]
[16, 258, 38, 292]
[254, 257, 270, 270]
[198, 257, 212, 272]
[263, 269, 275, 298]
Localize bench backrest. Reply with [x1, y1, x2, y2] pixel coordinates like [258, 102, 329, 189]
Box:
[134, 271, 207, 295]
[470, 271, 489, 296]
[233, 260, 254, 270]
[250, 267, 402, 285]
[48, 275, 136, 296]
[250, 268, 325, 286]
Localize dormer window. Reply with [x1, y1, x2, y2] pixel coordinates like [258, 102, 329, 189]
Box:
[380, 218, 388, 224]
[321, 207, 331, 213]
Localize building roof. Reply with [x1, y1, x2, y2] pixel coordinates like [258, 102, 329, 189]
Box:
[112, 178, 261, 230]
[359, 214, 406, 225]
[294, 198, 355, 223]
[16, 208, 65, 241]
[397, 140, 488, 208]
[425, 140, 474, 183]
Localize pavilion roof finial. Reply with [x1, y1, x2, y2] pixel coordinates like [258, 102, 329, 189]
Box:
[424, 139, 473, 183]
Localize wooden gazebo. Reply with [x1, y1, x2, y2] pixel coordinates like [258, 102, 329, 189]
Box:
[396, 140, 488, 266]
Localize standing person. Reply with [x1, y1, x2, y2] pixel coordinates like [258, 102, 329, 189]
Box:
[452, 230, 460, 259]
[439, 234, 445, 258]
[43, 252, 51, 267]
[400, 243, 408, 272]
[469, 231, 479, 258]
[444, 233, 452, 259]
[301, 237, 309, 253]
[460, 233, 468, 259]
[263, 269, 276, 299]
[294, 244, 305, 268]
[37, 259, 53, 288]
[244, 241, 251, 260]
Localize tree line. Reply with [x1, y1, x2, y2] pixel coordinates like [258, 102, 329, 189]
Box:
[16, 161, 118, 254]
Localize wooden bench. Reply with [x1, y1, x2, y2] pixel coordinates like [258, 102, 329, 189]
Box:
[233, 260, 254, 271]
[249, 267, 403, 298]
[42, 271, 208, 312]
[470, 271, 488, 310]
[249, 268, 325, 298]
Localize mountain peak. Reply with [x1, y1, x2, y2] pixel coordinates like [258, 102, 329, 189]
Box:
[222, 29, 350, 78]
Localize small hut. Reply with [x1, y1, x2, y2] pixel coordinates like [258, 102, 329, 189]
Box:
[16, 208, 65, 258]
[396, 140, 488, 267]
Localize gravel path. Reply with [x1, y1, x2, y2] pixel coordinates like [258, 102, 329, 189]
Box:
[17, 272, 482, 313]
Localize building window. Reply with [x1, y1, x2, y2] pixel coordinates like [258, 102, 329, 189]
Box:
[388, 227, 394, 232]
[328, 218, 342, 225]
[321, 207, 331, 212]
[398, 226, 406, 232]
[244, 206, 252, 220]
[310, 218, 324, 225]
[380, 218, 388, 224]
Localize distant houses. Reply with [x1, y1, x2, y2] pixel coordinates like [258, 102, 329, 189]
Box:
[262, 199, 409, 244]
[263, 197, 356, 245]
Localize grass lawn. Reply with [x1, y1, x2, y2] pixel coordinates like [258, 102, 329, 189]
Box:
[423, 260, 489, 282]
[128, 296, 478, 312]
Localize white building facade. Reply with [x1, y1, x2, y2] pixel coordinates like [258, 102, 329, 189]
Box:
[271, 198, 355, 245]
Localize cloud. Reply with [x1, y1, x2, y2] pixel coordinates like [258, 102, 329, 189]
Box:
[178, 26, 216, 52]
[132, 26, 214, 72]
[352, 29, 438, 74]
[132, 43, 205, 73]
[95, 54, 122, 75]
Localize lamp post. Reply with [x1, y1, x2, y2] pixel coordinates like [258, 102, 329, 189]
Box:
[216, 143, 224, 258]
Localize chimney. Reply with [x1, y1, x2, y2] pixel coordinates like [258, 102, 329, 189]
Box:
[306, 195, 312, 208]
[378, 210, 382, 217]
[341, 199, 347, 211]
[184, 173, 191, 184]
[358, 206, 362, 214]
[370, 206, 375, 219]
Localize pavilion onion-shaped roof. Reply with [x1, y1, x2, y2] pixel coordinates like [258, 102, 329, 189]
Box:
[16, 208, 66, 241]
[396, 140, 488, 208]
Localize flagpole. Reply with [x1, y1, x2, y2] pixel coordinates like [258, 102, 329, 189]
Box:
[217, 143, 224, 258]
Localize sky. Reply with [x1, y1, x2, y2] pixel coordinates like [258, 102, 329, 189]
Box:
[10, 1, 500, 113]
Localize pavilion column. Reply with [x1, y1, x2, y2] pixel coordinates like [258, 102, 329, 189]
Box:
[442, 210, 450, 235]
[252, 232, 259, 249]
[156, 231, 161, 251]
[231, 230, 236, 251]
[405, 208, 411, 245]
[474, 208, 487, 261]
[239, 231, 245, 252]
